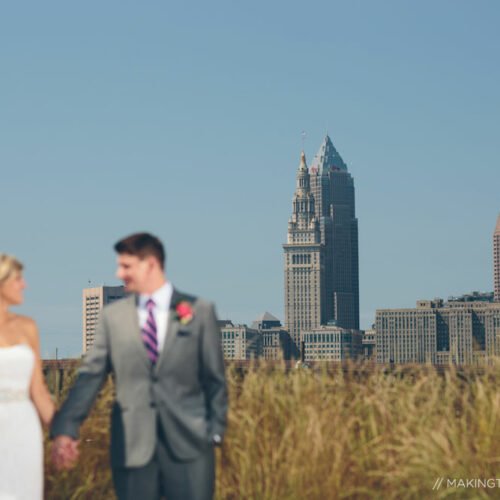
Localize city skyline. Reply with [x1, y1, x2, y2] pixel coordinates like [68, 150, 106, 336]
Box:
[2, 2, 499, 357]
[284, 135, 359, 349]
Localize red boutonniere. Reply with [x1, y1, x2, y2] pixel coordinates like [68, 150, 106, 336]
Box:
[175, 300, 194, 324]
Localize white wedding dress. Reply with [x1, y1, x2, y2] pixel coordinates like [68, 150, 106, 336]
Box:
[0, 344, 43, 500]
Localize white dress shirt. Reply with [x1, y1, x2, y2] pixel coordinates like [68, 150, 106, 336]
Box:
[137, 281, 173, 353]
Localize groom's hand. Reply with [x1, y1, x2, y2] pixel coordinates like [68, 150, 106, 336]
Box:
[52, 435, 79, 469]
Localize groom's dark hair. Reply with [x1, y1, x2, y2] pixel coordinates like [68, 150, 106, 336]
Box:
[114, 232, 165, 269]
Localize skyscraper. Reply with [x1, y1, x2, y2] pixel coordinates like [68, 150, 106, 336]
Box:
[495, 213, 500, 302]
[283, 151, 324, 348]
[309, 135, 359, 330]
[284, 135, 359, 351]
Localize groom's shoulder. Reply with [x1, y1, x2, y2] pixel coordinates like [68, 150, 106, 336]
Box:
[102, 293, 135, 316]
[174, 289, 214, 311]
[174, 289, 197, 305]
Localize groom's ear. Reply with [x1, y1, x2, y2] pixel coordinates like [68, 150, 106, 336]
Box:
[143, 254, 162, 273]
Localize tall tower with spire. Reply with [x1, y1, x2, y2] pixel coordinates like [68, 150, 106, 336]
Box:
[309, 135, 359, 330]
[494, 213, 500, 302]
[283, 152, 324, 348]
[284, 136, 359, 354]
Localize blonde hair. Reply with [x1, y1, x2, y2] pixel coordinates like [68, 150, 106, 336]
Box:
[0, 254, 23, 287]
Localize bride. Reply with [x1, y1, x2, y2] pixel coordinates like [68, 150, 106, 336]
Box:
[0, 253, 56, 500]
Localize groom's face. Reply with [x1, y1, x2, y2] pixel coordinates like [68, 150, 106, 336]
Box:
[116, 253, 150, 293]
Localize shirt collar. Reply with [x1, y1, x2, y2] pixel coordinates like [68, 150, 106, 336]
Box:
[138, 281, 173, 311]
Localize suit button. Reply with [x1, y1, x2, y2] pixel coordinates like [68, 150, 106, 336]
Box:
[150, 402, 156, 408]
[152, 375, 159, 382]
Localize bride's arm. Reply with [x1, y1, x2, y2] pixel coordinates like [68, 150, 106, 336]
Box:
[26, 318, 56, 427]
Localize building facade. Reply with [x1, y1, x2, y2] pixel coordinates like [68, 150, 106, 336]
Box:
[302, 324, 362, 362]
[495, 214, 500, 302]
[283, 151, 324, 349]
[260, 329, 294, 360]
[376, 298, 500, 365]
[309, 135, 359, 330]
[284, 135, 359, 354]
[219, 322, 261, 360]
[83, 285, 126, 354]
[362, 328, 376, 360]
[251, 312, 295, 360]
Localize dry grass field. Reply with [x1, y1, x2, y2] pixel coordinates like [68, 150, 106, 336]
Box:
[44, 361, 500, 499]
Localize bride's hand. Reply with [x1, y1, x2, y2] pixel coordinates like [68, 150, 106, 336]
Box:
[52, 435, 79, 469]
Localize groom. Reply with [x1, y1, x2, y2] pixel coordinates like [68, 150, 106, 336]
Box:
[51, 232, 228, 500]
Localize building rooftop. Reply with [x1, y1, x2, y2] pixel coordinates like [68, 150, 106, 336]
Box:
[217, 319, 233, 329]
[447, 291, 494, 303]
[253, 311, 280, 323]
[377, 297, 500, 312]
[309, 134, 347, 175]
[251, 311, 282, 330]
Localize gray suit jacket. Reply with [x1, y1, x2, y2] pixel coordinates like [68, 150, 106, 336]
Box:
[51, 289, 228, 467]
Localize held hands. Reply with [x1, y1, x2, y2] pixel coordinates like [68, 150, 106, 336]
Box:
[52, 435, 79, 469]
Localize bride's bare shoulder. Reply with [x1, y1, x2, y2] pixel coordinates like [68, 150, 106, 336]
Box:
[10, 314, 37, 334]
[16, 316, 39, 350]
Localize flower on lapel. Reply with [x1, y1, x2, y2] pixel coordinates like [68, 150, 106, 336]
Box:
[175, 300, 194, 324]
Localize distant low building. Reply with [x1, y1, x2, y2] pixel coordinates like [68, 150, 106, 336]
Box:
[301, 324, 363, 362]
[251, 312, 295, 360]
[219, 322, 261, 360]
[362, 328, 376, 360]
[83, 285, 126, 354]
[376, 298, 500, 365]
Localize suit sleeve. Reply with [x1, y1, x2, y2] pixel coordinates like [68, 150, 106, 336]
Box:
[50, 310, 112, 439]
[200, 302, 228, 441]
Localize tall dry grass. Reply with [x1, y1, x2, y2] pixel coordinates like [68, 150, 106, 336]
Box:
[44, 362, 500, 499]
[44, 370, 115, 499]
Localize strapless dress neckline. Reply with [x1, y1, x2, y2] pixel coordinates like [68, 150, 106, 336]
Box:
[0, 343, 33, 351]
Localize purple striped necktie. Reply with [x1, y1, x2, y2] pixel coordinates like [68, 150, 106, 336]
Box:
[142, 298, 158, 364]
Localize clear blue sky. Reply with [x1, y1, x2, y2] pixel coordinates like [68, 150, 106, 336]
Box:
[1, 1, 499, 358]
